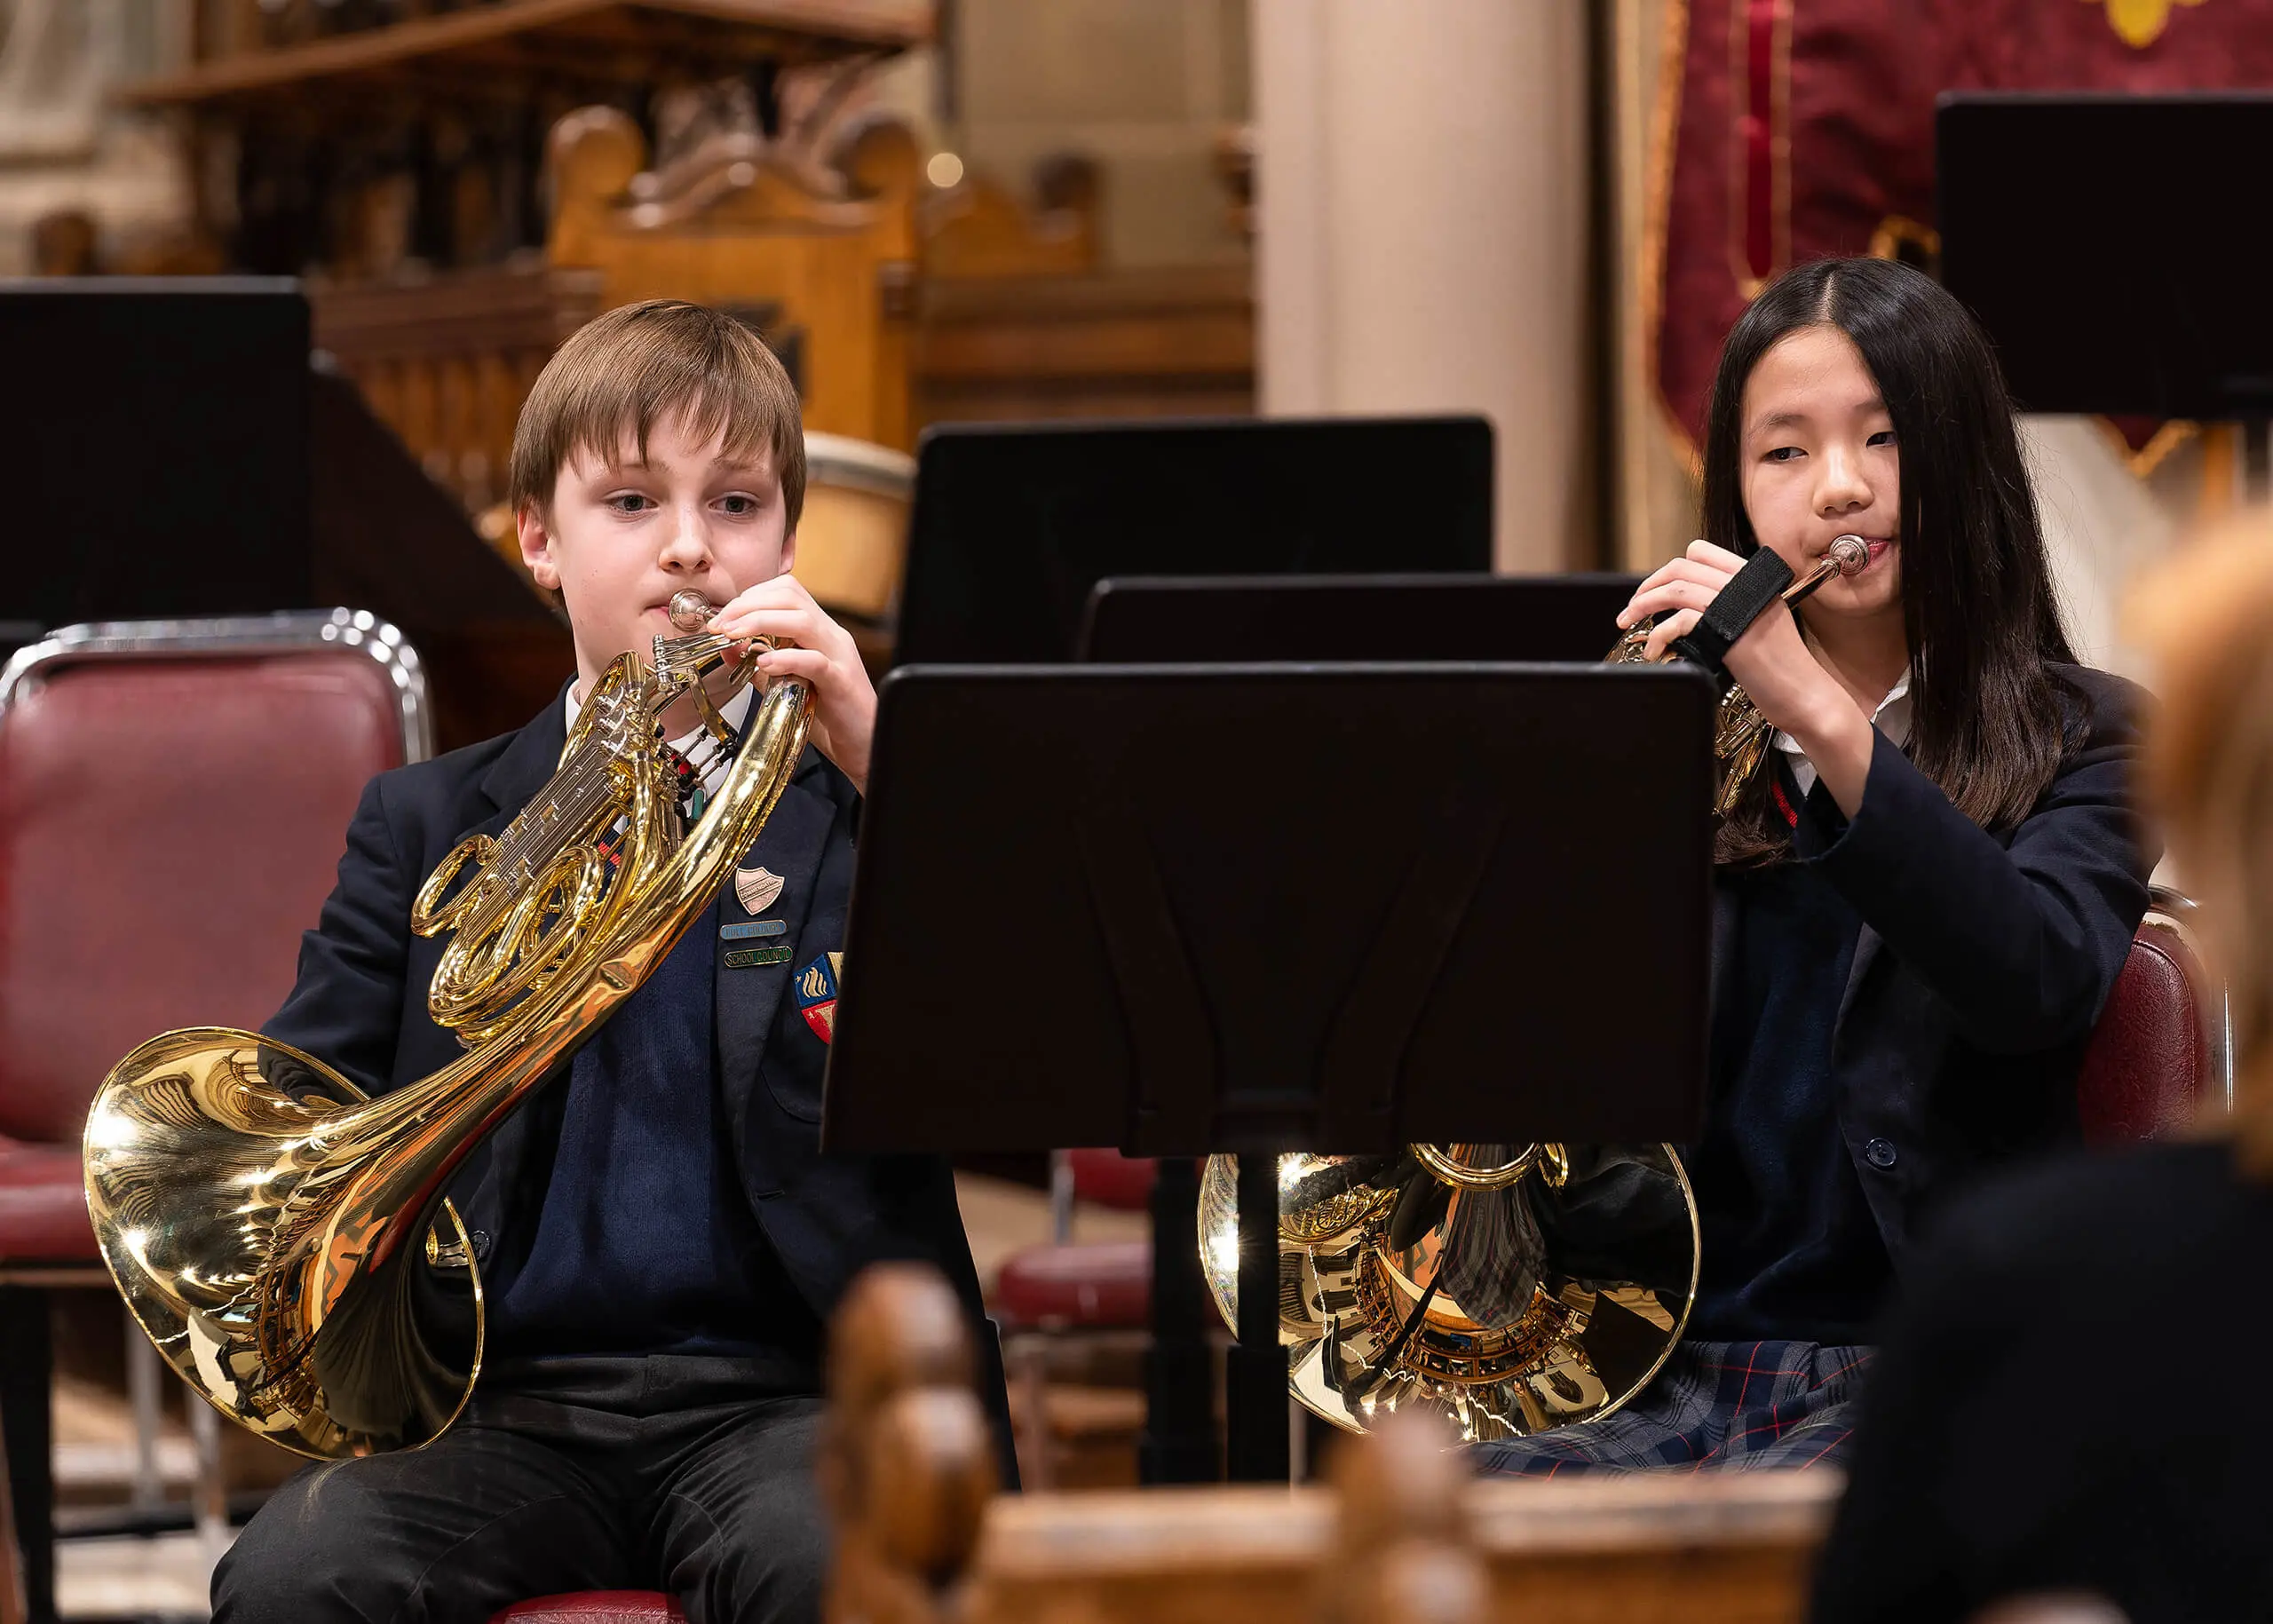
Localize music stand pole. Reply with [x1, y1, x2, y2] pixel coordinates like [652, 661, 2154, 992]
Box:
[1139, 1157, 1217, 1482]
[1229, 1151, 1290, 1480]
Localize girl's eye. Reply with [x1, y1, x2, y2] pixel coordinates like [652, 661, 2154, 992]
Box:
[1867, 429, 1898, 448]
[606, 493, 653, 514]
[1764, 446, 1805, 463]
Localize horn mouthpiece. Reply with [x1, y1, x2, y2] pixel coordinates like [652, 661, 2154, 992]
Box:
[1826, 535, 1870, 575]
[667, 590, 716, 633]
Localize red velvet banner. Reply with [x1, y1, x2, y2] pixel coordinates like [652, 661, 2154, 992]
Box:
[1652, 0, 2273, 450]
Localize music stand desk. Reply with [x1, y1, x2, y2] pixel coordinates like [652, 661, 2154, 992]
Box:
[897, 416, 1494, 664]
[824, 663, 1716, 1478]
[1080, 573, 1641, 666]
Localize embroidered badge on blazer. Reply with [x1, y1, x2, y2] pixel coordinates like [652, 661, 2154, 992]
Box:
[794, 951, 843, 1044]
[734, 864, 784, 915]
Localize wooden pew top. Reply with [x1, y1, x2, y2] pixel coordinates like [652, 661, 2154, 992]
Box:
[974, 1470, 1842, 1624]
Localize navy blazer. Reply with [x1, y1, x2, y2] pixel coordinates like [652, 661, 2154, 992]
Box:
[1735, 662, 2156, 1270]
[265, 687, 1012, 1464]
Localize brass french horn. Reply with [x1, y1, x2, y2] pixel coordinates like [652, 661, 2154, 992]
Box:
[83, 592, 806, 1459]
[1197, 537, 1872, 1445]
[1199, 1145, 1698, 1444]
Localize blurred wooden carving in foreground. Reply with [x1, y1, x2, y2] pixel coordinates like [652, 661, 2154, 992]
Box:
[826, 1262, 1839, 1624]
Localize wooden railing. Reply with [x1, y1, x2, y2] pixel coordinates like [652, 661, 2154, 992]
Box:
[913, 263, 1255, 429]
[311, 260, 605, 516]
[306, 100, 1241, 535]
[826, 1265, 1841, 1624]
[164, 0, 931, 91]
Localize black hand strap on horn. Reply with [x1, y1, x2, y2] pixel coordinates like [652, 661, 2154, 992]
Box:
[1669, 547, 1794, 678]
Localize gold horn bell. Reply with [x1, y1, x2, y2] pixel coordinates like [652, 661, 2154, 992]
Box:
[83, 593, 809, 1459]
[1199, 1144, 1699, 1444]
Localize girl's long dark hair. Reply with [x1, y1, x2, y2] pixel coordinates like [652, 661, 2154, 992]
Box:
[1701, 257, 2078, 866]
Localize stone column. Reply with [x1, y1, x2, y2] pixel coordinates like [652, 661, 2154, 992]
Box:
[1252, 0, 1589, 571]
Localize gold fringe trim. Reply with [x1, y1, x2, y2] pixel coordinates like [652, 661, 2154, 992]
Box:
[1641, 0, 1699, 477]
[2123, 418, 2198, 480]
[1865, 213, 1940, 263]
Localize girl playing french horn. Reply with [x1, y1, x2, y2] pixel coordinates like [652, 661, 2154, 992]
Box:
[1477, 257, 2156, 1474]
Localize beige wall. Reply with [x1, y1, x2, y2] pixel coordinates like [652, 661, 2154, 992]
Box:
[945, 0, 1251, 269]
[1251, 0, 1590, 573]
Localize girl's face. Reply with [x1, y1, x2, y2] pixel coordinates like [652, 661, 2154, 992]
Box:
[1738, 324, 1904, 628]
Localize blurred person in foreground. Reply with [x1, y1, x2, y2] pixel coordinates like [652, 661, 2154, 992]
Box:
[1811, 511, 2273, 1623]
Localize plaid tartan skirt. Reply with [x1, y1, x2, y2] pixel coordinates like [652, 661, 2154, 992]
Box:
[1468, 1340, 1872, 1476]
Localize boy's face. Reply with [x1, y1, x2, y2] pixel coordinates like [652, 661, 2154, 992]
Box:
[519, 411, 796, 698]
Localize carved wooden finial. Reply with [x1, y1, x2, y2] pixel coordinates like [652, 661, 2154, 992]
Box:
[1318, 1410, 1485, 1624]
[866, 1389, 994, 1585]
[836, 115, 923, 202]
[545, 107, 648, 266]
[824, 1264, 995, 1624]
[829, 1263, 977, 1430]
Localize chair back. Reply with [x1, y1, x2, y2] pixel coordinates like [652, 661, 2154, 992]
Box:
[0, 612, 425, 1146]
[2077, 887, 2230, 1145]
[1065, 1148, 1156, 1211]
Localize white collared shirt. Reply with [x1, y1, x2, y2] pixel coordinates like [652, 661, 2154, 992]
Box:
[1773, 670, 1913, 799]
[565, 681, 756, 805]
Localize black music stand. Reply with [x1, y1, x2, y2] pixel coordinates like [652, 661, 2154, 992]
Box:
[823, 663, 1716, 1481]
[895, 417, 1494, 665]
[1939, 93, 2273, 490]
[0, 280, 311, 628]
[1080, 574, 1642, 666]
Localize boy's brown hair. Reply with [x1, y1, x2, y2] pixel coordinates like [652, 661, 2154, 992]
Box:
[510, 298, 805, 530]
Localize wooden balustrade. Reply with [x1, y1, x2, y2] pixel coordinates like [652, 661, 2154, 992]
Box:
[913, 263, 1255, 428]
[154, 0, 931, 101]
[824, 1264, 1841, 1624]
[311, 261, 606, 517]
[302, 99, 1236, 569]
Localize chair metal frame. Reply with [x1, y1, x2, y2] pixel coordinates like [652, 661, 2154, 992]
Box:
[0, 606, 432, 762]
[0, 608, 428, 1621]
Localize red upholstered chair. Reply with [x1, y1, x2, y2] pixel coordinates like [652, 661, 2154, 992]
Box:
[2077, 886, 2230, 1145]
[994, 1149, 1160, 1487]
[1000, 1148, 1157, 1329]
[0, 611, 428, 1621]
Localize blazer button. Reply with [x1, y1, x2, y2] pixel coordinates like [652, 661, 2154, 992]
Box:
[1864, 1137, 1897, 1170]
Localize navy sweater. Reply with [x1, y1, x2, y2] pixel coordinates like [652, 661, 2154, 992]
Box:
[484, 897, 821, 1379]
[1690, 848, 1892, 1344]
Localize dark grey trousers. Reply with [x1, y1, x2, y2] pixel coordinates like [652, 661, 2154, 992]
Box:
[212, 1372, 826, 1624]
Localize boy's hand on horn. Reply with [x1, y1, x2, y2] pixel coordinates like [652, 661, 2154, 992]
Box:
[710, 575, 877, 796]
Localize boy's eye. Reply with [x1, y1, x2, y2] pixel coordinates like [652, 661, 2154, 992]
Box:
[718, 494, 760, 517]
[1764, 446, 1805, 463]
[606, 493, 654, 514]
